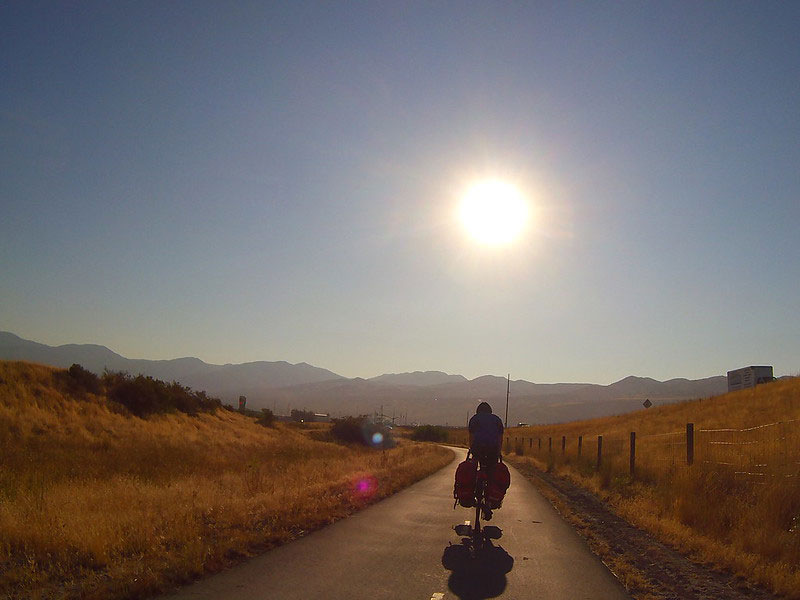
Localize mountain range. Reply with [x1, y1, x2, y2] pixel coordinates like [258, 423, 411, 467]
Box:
[0, 331, 728, 425]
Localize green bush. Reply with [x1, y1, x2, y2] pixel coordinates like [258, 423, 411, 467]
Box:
[410, 425, 448, 442]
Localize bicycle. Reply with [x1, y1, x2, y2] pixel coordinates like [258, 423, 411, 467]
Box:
[454, 451, 502, 557]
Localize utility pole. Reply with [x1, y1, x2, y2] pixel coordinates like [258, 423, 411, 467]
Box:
[504, 373, 510, 429]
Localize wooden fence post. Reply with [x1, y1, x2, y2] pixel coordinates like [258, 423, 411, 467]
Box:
[578, 435, 583, 457]
[686, 423, 694, 465]
[561, 435, 566, 454]
[538, 437, 541, 451]
[597, 435, 603, 470]
[630, 431, 636, 478]
[548, 437, 552, 452]
[529, 437, 532, 449]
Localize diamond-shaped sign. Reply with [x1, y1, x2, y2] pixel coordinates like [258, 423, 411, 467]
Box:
[643, 399, 652, 408]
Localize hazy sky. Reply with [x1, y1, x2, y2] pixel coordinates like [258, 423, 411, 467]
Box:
[2, 2, 799, 383]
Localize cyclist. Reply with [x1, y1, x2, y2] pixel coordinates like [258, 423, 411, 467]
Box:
[468, 401, 504, 519]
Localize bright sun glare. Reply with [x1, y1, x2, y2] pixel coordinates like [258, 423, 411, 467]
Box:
[459, 180, 529, 246]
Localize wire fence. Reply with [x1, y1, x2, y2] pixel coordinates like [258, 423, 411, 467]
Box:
[697, 419, 800, 484]
[450, 418, 800, 486]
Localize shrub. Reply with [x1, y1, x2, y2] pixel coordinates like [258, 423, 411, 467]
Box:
[257, 408, 275, 428]
[53, 363, 102, 396]
[290, 409, 316, 422]
[410, 425, 448, 442]
[102, 371, 221, 418]
[330, 416, 394, 448]
[330, 416, 367, 444]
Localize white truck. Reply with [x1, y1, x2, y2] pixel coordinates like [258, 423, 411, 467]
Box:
[726, 365, 774, 392]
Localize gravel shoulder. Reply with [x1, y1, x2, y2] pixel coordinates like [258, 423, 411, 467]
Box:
[508, 458, 780, 600]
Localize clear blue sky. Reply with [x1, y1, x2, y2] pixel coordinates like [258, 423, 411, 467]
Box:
[2, 2, 799, 383]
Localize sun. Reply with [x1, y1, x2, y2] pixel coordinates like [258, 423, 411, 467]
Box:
[459, 179, 529, 245]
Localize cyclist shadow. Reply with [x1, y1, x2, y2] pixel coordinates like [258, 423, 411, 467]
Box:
[441, 528, 514, 600]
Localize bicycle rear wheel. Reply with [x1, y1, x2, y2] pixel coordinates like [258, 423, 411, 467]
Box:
[474, 501, 481, 534]
[472, 476, 485, 553]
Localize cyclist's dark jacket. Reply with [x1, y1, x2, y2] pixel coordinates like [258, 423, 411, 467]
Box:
[468, 412, 504, 449]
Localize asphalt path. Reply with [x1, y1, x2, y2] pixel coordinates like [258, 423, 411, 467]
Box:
[161, 447, 630, 600]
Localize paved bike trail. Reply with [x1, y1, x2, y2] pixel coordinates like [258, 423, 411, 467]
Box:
[161, 447, 630, 600]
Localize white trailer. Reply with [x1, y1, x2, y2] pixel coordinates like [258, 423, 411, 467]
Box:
[727, 366, 774, 392]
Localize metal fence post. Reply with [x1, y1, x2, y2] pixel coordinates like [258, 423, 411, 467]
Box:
[686, 423, 694, 465]
[548, 437, 552, 452]
[630, 431, 636, 478]
[597, 435, 603, 470]
[561, 435, 566, 454]
[578, 435, 583, 457]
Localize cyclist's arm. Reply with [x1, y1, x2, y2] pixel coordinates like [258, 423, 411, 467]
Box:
[468, 415, 475, 448]
[497, 420, 504, 454]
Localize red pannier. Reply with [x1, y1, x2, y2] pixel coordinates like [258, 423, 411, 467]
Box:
[485, 461, 511, 509]
[453, 458, 478, 507]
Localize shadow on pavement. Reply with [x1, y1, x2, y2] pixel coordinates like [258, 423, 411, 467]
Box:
[441, 538, 514, 600]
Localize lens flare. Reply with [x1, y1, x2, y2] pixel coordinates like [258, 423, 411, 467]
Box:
[371, 432, 384, 446]
[351, 475, 378, 500]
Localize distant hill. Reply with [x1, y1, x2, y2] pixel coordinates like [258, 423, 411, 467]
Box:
[254, 373, 727, 426]
[0, 332, 343, 397]
[0, 331, 728, 424]
[369, 371, 468, 386]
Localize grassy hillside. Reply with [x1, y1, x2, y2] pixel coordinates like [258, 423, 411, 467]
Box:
[482, 378, 800, 598]
[0, 361, 453, 600]
[509, 375, 800, 435]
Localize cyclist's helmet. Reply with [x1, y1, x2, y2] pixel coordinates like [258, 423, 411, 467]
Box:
[476, 401, 492, 414]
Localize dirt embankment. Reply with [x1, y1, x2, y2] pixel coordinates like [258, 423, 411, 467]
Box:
[509, 459, 780, 600]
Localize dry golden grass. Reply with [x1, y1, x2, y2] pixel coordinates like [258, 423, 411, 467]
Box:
[451, 378, 800, 598]
[0, 361, 453, 600]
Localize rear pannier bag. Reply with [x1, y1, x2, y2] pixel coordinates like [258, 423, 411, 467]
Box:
[453, 458, 478, 507]
[485, 462, 511, 509]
